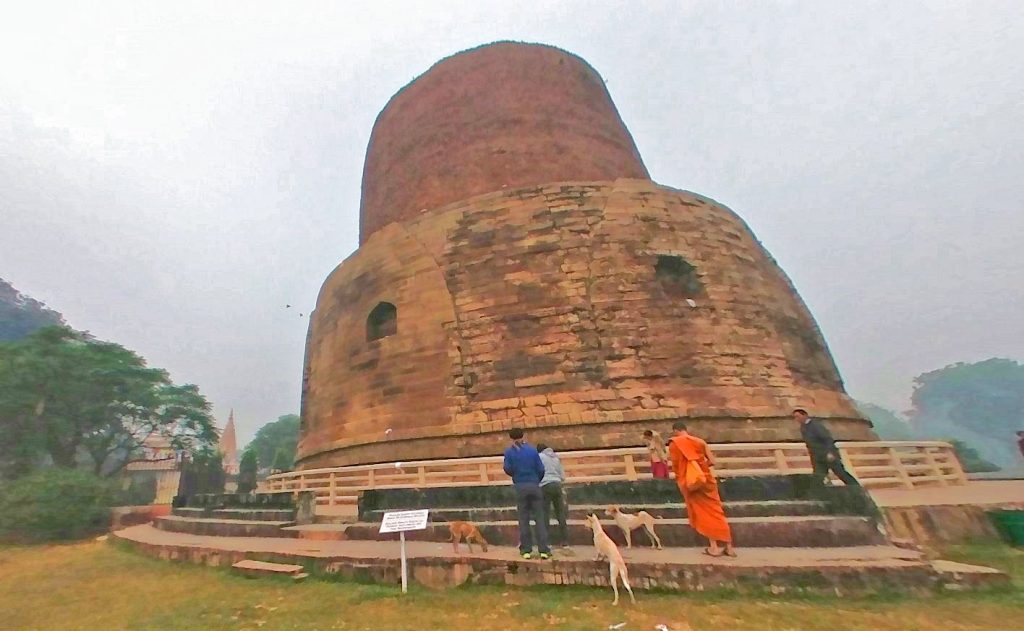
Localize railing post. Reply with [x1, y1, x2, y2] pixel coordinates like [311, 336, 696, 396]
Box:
[329, 472, 337, 505]
[946, 443, 969, 485]
[368, 468, 376, 488]
[921, 446, 947, 486]
[623, 454, 638, 481]
[888, 446, 914, 489]
[479, 462, 490, 484]
[418, 465, 427, 486]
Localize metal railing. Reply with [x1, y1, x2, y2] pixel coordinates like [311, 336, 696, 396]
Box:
[259, 441, 966, 508]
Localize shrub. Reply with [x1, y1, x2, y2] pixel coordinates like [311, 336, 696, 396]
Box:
[112, 475, 158, 506]
[0, 469, 112, 542]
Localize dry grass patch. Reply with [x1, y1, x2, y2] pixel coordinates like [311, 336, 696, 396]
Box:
[0, 541, 1021, 630]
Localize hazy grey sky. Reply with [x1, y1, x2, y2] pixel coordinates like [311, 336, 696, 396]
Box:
[2, 1, 1022, 444]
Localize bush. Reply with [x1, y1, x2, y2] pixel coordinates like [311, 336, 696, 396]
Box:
[0, 469, 112, 542]
[112, 475, 158, 506]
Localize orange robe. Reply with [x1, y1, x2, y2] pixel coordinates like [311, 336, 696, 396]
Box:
[668, 433, 733, 543]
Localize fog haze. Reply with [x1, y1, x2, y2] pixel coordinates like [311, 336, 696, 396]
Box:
[3, 1, 1022, 442]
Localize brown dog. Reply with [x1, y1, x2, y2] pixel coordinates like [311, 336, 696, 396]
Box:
[449, 520, 489, 554]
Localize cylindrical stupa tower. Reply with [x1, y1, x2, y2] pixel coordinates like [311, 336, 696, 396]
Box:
[298, 42, 871, 468]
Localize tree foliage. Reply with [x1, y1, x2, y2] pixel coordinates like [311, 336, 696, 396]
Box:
[247, 414, 299, 470]
[272, 447, 293, 473]
[855, 400, 914, 440]
[177, 448, 225, 496]
[908, 358, 1024, 468]
[0, 278, 65, 342]
[0, 326, 217, 479]
[948, 439, 1000, 474]
[237, 449, 258, 494]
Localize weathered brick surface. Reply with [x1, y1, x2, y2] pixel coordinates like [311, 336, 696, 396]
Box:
[299, 180, 870, 467]
[359, 42, 648, 243]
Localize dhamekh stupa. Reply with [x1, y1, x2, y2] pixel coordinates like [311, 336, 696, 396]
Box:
[297, 42, 873, 469]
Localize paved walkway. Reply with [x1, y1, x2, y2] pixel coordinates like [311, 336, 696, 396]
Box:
[115, 524, 924, 569]
[870, 480, 1024, 507]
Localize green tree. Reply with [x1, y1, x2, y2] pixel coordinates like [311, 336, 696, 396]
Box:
[908, 358, 1024, 468]
[855, 401, 915, 440]
[247, 414, 300, 469]
[948, 439, 1000, 474]
[237, 449, 258, 494]
[0, 326, 217, 479]
[271, 447, 293, 473]
[179, 448, 225, 495]
[0, 278, 64, 342]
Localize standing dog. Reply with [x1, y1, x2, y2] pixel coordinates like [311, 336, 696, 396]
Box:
[448, 520, 489, 554]
[605, 505, 663, 549]
[586, 513, 636, 605]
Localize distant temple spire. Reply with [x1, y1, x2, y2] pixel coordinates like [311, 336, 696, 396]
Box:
[220, 409, 239, 475]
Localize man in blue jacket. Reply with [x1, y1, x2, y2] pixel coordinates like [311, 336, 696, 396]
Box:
[503, 428, 551, 559]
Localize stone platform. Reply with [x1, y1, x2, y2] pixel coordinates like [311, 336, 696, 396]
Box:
[111, 523, 1006, 595]
[120, 475, 1015, 594]
[154, 476, 888, 548]
[872, 480, 1024, 546]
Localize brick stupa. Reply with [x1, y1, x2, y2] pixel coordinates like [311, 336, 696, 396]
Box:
[297, 42, 871, 468]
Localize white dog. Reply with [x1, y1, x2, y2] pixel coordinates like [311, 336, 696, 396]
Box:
[586, 513, 636, 605]
[605, 505, 663, 549]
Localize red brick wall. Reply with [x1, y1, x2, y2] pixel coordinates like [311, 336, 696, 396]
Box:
[358, 42, 649, 244]
[299, 180, 871, 468]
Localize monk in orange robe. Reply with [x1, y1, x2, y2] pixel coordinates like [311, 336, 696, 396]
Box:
[668, 421, 736, 557]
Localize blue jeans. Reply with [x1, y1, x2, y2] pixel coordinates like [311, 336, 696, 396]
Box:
[514, 483, 550, 554]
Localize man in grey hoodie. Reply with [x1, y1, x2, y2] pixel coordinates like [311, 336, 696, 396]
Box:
[536, 443, 570, 548]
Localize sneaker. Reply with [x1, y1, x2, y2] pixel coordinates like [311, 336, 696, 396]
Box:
[539, 552, 551, 560]
[521, 552, 532, 560]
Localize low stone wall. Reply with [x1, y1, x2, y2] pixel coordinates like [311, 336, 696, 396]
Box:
[881, 503, 1024, 546]
[110, 505, 171, 530]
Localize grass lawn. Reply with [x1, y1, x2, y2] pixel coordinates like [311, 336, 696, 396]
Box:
[0, 541, 1021, 630]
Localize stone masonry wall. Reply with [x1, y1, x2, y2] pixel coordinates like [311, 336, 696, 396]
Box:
[299, 179, 870, 467]
[359, 42, 649, 243]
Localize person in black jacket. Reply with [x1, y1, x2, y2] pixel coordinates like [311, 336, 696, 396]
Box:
[793, 408, 859, 486]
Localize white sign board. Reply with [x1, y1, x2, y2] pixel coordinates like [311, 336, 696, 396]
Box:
[379, 509, 430, 534]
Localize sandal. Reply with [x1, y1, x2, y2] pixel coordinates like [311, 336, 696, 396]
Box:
[723, 549, 738, 557]
[702, 547, 723, 557]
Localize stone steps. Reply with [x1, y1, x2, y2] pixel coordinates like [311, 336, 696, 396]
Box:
[112, 524, 1009, 596]
[357, 477, 879, 523]
[232, 559, 308, 581]
[155, 515, 297, 538]
[172, 507, 295, 522]
[369, 500, 830, 523]
[288, 514, 887, 548]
